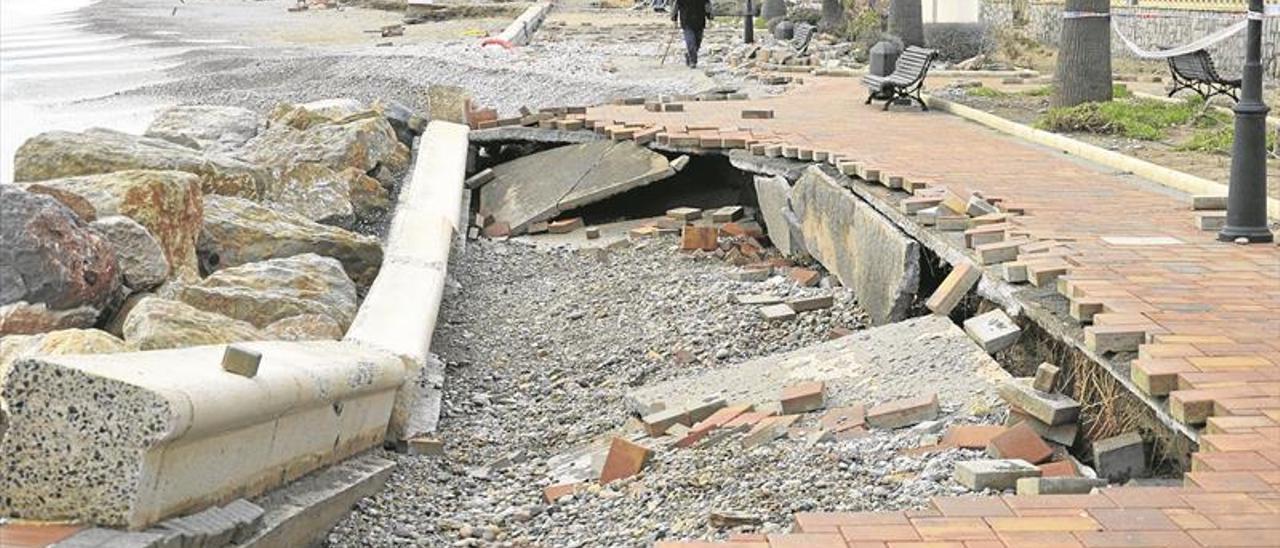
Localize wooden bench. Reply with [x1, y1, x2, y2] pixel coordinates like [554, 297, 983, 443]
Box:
[861, 46, 938, 111]
[1167, 49, 1240, 103]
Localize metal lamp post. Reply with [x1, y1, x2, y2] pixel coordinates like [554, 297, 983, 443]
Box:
[1219, 0, 1273, 243]
[744, 0, 754, 43]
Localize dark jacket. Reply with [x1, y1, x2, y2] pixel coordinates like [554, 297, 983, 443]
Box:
[671, 0, 712, 30]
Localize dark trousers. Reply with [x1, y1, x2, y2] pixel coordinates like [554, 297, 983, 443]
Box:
[682, 25, 704, 67]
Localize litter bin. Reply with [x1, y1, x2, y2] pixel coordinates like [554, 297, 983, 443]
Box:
[869, 40, 901, 77]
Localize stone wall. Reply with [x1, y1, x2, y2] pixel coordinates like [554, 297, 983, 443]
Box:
[981, 0, 1280, 80]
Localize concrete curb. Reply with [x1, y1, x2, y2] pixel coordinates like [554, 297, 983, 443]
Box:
[924, 94, 1280, 221]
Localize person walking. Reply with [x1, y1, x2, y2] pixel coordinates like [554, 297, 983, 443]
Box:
[670, 0, 712, 68]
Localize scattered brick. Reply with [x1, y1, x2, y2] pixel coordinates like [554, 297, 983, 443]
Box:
[780, 381, 826, 414]
[741, 109, 774, 119]
[1195, 211, 1226, 231]
[819, 405, 866, 433]
[788, 268, 821, 287]
[548, 217, 584, 234]
[734, 294, 783, 305]
[599, 437, 652, 485]
[407, 437, 445, 457]
[629, 226, 659, 239]
[1085, 325, 1147, 355]
[1015, 476, 1108, 495]
[1092, 432, 1147, 482]
[585, 227, 600, 240]
[963, 309, 1021, 354]
[1006, 407, 1079, 446]
[1191, 195, 1227, 210]
[786, 294, 834, 312]
[543, 482, 586, 503]
[1032, 362, 1060, 393]
[759, 303, 797, 322]
[680, 226, 719, 251]
[925, 260, 980, 316]
[641, 407, 689, 437]
[741, 415, 800, 449]
[866, 393, 939, 429]
[711, 206, 745, 222]
[987, 422, 1054, 464]
[826, 326, 854, 339]
[723, 411, 774, 432]
[1037, 459, 1078, 477]
[464, 168, 495, 190]
[998, 379, 1081, 426]
[954, 459, 1041, 491]
[943, 425, 1006, 449]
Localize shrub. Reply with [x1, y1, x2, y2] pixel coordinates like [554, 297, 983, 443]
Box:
[924, 22, 995, 62]
[1035, 98, 1200, 141]
[967, 86, 1007, 98]
[787, 6, 822, 26]
[845, 8, 885, 61]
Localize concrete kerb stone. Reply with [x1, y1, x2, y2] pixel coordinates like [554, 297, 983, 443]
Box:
[0, 340, 405, 529]
[346, 121, 469, 444]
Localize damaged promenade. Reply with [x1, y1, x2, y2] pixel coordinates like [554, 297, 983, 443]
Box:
[2, 1, 1280, 547]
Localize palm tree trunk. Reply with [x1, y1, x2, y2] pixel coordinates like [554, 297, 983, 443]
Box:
[1053, 0, 1113, 107]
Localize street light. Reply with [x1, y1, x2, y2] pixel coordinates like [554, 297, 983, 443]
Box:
[1219, 0, 1273, 243]
[744, 0, 754, 43]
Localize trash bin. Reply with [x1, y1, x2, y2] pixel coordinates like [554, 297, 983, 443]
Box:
[869, 40, 901, 77]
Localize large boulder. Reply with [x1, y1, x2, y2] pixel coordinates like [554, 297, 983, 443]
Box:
[198, 195, 382, 287]
[121, 297, 261, 351]
[143, 105, 260, 154]
[13, 128, 269, 200]
[18, 170, 204, 280]
[90, 216, 170, 291]
[0, 302, 100, 337]
[270, 164, 391, 227]
[178, 253, 358, 330]
[0, 186, 121, 332]
[262, 314, 344, 341]
[243, 103, 411, 187]
[0, 329, 128, 385]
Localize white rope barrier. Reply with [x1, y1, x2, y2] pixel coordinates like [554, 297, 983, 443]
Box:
[1097, 9, 1275, 60]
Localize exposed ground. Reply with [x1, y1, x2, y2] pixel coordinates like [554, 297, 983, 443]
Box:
[326, 236, 1005, 547]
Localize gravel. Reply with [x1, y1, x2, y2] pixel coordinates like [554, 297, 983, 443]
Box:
[325, 237, 1005, 547]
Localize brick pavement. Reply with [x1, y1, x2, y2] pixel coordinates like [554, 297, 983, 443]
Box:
[587, 76, 1280, 547]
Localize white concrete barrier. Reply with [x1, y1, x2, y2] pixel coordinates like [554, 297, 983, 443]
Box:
[484, 2, 552, 49]
[0, 340, 404, 529]
[345, 121, 470, 443]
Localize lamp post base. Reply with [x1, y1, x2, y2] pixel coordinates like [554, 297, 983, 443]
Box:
[1217, 225, 1275, 243]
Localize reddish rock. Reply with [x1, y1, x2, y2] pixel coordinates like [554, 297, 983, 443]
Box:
[1, 186, 120, 329]
[987, 422, 1054, 464]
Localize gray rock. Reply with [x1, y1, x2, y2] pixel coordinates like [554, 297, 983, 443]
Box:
[198, 195, 383, 287]
[0, 186, 121, 329]
[144, 105, 260, 154]
[13, 128, 270, 200]
[178, 253, 357, 329]
[91, 216, 170, 291]
[122, 297, 261, 351]
[243, 102, 410, 188]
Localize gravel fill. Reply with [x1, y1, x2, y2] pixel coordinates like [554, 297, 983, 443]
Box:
[326, 237, 1004, 547]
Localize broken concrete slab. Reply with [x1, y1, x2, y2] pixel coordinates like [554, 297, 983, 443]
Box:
[478, 141, 674, 233]
[955, 459, 1041, 491]
[625, 315, 1010, 420]
[791, 167, 919, 325]
[753, 175, 795, 256]
[236, 454, 394, 548]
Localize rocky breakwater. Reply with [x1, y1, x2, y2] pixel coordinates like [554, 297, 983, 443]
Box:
[1, 99, 422, 440]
